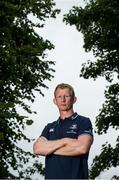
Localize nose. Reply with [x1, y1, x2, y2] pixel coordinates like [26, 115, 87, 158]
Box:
[60, 96, 66, 101]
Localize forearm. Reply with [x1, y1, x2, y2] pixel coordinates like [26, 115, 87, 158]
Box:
[54, 140, 84, 156]
[33, 137, 67, 156]
[54, 136, 92, 156]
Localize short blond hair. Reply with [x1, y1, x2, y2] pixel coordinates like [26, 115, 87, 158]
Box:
[54, 83, 75, 97]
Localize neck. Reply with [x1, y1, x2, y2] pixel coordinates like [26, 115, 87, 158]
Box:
[59, 110, 74, 120]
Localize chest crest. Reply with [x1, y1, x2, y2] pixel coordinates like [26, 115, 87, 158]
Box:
[69, 124, 78, 130]
[49, 128, 55, 132]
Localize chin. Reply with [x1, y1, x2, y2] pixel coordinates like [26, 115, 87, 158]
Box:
[60, 108, 70, 111]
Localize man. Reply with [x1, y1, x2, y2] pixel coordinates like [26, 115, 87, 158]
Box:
[33, 83, 93, 179]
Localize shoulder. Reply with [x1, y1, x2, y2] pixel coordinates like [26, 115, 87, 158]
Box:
[76, 114, 91, 122]
[44, 120, 58, 129]
[75, 114, 93, 129]
[41, 120, 58, 137]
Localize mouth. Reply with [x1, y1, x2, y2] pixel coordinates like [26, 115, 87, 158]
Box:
[61, 103, 66, 106]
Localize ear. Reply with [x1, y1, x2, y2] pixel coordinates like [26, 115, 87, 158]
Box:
[73, 96, 77, 104]
[53, 98, 57, 105]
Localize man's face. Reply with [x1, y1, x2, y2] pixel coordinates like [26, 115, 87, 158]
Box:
[53, 88, 76, 111]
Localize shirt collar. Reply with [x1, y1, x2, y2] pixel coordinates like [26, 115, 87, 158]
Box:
[57, 112, 78, 124]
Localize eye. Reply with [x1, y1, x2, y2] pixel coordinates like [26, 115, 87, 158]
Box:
[56, 96, 62, 99]
[65, 95, 70, 99]
[56, 95, 71, 100]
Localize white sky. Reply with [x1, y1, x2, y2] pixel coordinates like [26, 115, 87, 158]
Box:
[20, 0, 119, 179]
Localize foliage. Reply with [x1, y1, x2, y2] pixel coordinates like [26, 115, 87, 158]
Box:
[0, 0, 60, 178]
[64, 0, 119, 178]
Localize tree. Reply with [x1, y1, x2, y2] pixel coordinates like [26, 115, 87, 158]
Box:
[64, 0, 119, 179]
[0, 0, 60, 178]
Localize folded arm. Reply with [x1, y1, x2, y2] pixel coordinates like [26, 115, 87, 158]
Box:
[33, 136, 71, 156]
[54, 135, 93, 156]
[33, 135, 93, 157]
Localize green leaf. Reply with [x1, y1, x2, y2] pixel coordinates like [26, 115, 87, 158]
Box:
[26, 119, 33, 126]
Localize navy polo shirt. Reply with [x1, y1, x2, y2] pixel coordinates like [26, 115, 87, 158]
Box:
[41, 113, 93, 179]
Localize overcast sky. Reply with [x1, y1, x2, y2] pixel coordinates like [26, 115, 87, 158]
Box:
[20, 0, 118, 179]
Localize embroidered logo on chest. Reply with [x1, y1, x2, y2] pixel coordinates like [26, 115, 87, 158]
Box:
[66, 124, 78, 134]
[69, 124, 78, 130]
[49, 128, 55, 132]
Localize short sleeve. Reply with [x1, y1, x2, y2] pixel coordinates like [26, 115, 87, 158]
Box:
[78, 117, 93, 138]
[40, 124, 50, 139]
